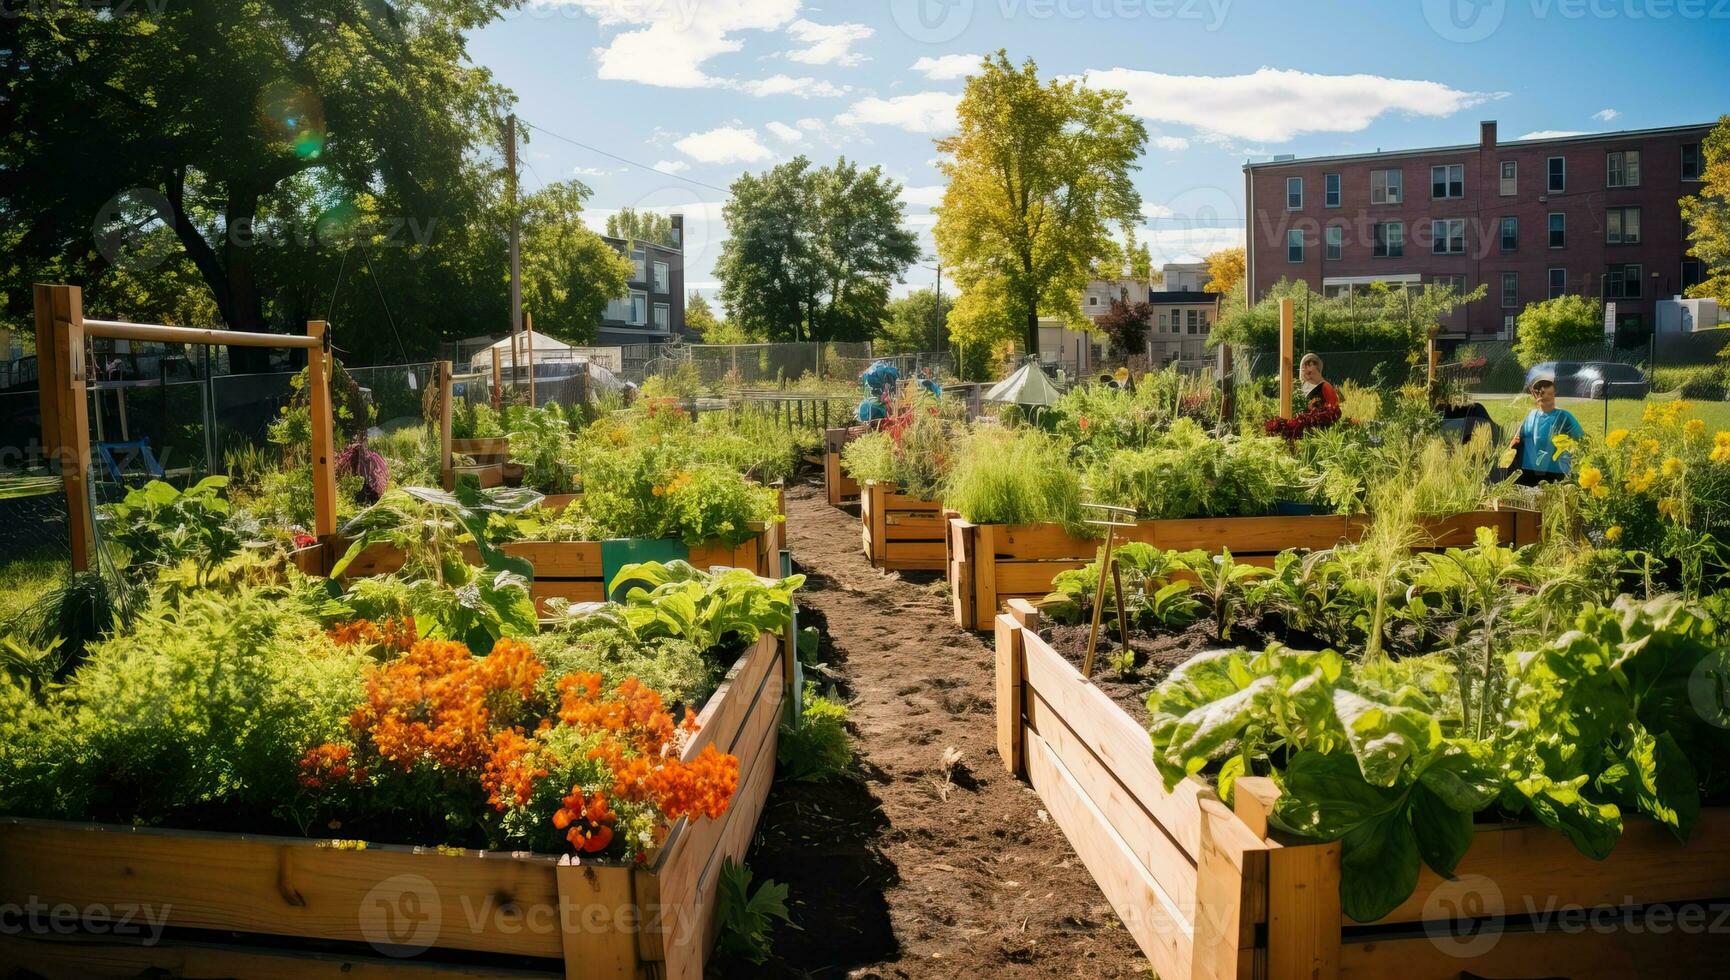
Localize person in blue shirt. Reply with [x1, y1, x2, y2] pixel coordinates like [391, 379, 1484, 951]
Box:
[1510, 377, 1584, 485]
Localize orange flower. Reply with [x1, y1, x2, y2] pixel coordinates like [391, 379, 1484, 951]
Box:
[327, 617, 418, 651]
[554, 788, 617, 853]
[481, 728, 553, 810]
[299, 743, 363, 788]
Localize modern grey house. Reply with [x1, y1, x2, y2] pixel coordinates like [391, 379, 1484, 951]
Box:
[596, 214, 688, 346]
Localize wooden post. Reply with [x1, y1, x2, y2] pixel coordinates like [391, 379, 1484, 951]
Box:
[491, 346, 502, 409]
[525, 310, 536, 408]
[33, 284, 93, 571]
[995, 599, 1038, 777]
[1427, 335, 1441, 396]
[306, 320, 338, 539]
[1278, 297, 1295, 419]
[1217, 342, 1235, 425]
[438, 360, 454, 489]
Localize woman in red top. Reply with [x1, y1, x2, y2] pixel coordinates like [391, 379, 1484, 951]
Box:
[1300, 353, 1340, 413]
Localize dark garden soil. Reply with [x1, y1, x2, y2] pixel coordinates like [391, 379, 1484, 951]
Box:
[722, 482, 1149, 979]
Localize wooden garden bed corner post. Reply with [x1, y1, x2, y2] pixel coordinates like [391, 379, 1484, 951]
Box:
[1234, 775, 1341, 980]
[995, 599, 1039, 778]
[439, 359, 454, 490]
[306, 320, 339, 542]
[33, 284, 93, 572]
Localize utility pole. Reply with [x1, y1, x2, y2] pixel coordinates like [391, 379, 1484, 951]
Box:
[506, 114, 522, 388]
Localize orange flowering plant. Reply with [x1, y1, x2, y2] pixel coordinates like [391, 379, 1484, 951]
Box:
[297, 622, 739, 860]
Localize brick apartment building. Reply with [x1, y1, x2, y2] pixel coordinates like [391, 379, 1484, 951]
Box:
[1244, 120, 1714, 342]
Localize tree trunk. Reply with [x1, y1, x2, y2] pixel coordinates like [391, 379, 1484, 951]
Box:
[1025, 308, 1040, 363]
[223, 189, 274, 373]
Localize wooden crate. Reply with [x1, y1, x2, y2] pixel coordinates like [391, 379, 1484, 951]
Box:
[859, 481, 946, 572]
[950, 509, 1541, 629]
[993, 601, 1730, 980]
[823, 426, 866, 507]
[0, 628, 789, 979]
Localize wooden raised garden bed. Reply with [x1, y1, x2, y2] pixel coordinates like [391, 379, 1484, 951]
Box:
[949, 509, 1542, 630]
[451, 436, 511, 489]
[0, 626, 791, 980]
[823, 426, 865, 507]
[992, 600, 1730, 979]
[859, 481, 946, 572]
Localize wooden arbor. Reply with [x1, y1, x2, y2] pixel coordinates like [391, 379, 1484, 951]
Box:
[32, 284, 339, 570]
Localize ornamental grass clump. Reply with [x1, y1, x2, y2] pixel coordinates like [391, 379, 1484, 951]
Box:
[942, 426, 1084, 528]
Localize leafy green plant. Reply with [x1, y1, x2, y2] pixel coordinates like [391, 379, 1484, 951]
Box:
[1038, 542, 1199, 631]
[507, 406, 576, 494]
[714, 858, 793, 966]
[1085, 420, 1302, 521]
[595, 561, 804, 655]
[779, 683, 853, 781]
[102, 476, 255, 584]
[1180, 548, 1271, 641]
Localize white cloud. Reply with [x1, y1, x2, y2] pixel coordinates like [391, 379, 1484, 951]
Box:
[900, 184, 946, 208]
[1593, 108, 1621, 122]
[764, 121, 805, 143]
[911, 54, 981, 81]
[1143, 204, 1176, 219]
[1519, 130, 1591, 140]
[1081, 67, 1499, 142]
[733, 74, 849, 98]
[673, 125, 774, 164]
[1141, 227, 1244, 267]
[903, 212, 939, 228]
[1151, 135, 1191, 151]
[785, 19, 872, 67]
[572, 166, 612, 178]
[838, 91, 961, 134]
[652, 160, 690, 173]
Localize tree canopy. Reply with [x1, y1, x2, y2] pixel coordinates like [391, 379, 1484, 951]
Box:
[2, 0, 518, 364]
[1513, 294, 1603, 367]
[519, 181, 634, 343]
[1211, 278, 1486, 353]
[1682, 115, 1730, 306]
[1202, 247, 1245, 296]
[934, 52, 1147, 355]
[605, 208, 678, 249]
[716, 156, 919, 343]
[876, 288, 948, 355]
[685, 291, 754, 343]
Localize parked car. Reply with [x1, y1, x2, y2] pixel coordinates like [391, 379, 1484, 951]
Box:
[1524, 360, 1651, 400]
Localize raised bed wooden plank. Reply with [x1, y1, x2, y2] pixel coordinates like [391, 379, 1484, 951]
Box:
[683, 633, 782, 762]
[1025, 730, 1194, 980]
[0, 933, 561, 979]
[1338, 923, 1730, 980]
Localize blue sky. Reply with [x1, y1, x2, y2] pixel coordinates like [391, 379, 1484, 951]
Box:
[468, 0, 1730, 304]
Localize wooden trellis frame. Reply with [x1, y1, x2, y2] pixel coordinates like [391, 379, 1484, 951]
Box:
[32, 284, 338, 571]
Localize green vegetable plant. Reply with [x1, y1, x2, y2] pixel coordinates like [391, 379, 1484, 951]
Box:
[1180, 548, 1271, 641]
[102, 476, 255, 585]
[714, 858, 793, 966]
[779, 683, 853, 781]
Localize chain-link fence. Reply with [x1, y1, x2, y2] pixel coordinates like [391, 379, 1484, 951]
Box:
[633, 342, 952, 389]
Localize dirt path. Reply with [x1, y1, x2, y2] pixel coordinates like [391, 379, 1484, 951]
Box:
[733, 482, 1148, 979]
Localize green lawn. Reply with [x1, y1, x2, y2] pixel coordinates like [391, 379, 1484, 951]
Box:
[1475, 393, 1730, 441]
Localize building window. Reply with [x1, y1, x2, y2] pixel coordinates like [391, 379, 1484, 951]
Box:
[1548, 267, 1567, 299]
[1547, 156, 1566, 193]
[1371, 169, 1402, 204]
[1684, 259, 1706, 290]
[1548, 212, 1566, 248]
[1607, 207, 1641, 245]
[652, 261, 670, 293]
[630, 291, 647, 325]
[1088, 295, 1099, 307]
[1606, 150, 1641, 188]
[1499, 160, 1517, 196]
[1286, 228, 1304, 263]
[1324, 173, 1341, 208]
[653, 303, 670, 331]
[1500, 216, 1518, 252]
[630, 247, 646, 282]
[1373, 221, 1404, 258]
[1605, 263, 1643, 300]
[1325, 224, 1343, 260]
[1431, 164, 1464, 199]
[1501, 272, 1519, 308]
[1286, 176, 1303, 210]
[1431, 218, 1466, 255]
[1432, 274, 1466, 295]
[604, 295, 631, 322]
[1683, 143, 1704, 182]
[1503, 315, 1517, 339]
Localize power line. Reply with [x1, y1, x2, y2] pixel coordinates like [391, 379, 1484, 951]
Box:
[519, 118, 731, 194]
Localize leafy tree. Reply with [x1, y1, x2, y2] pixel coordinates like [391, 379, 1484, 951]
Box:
[1681, 115, 1730, 305]
[519, 181, 633, 343]
[605, 208, 678, 248]
[877, 288, 947, 354]
[2, 0, 516, 364]
[1513, 294, 1603, 367]
[686, 291, 755, 343]
[1212, 278, 1486, 353]
[1203, 247, 1245, 296]
[1096, 297, 1153, 360]
[716, 156, 919, 343]
[935, 52, 1148, 356]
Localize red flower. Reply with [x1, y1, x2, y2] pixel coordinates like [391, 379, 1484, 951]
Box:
[1078, 415, 1090, 431]
[554, 788, 617, 853]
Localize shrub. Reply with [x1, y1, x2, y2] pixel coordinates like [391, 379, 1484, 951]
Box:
[1513, 294, 1602, 367]
[778, 684, 853, 781]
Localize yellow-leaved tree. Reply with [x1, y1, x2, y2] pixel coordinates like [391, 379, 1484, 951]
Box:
[1202, 246, 1245, 296]
[1681, 115, 1730, 305]
[934, 52, 1148, 357]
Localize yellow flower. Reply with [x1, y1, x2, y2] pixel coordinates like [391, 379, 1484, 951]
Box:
[1578, 466, 1603, 490]
[1662, 457, 1683, 478]
[1605, 428, 1629, 448]
[1715, 443, 1730, 465]
[1592, 484, 1610, 499]
[1658, 497, 1681, 519]
[1687, 419, 1706, 436]
[1605, 525, 1623, 543]
[1626, 467, 1659, 494]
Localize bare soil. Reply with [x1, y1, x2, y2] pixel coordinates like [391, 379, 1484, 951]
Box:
[723, 482, 1149, 979]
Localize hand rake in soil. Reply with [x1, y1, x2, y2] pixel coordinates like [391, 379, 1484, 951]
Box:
[1080, 501, 1137, 679]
